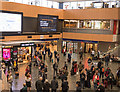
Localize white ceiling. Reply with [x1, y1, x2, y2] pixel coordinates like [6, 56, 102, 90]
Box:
[47, 0, 120, 2]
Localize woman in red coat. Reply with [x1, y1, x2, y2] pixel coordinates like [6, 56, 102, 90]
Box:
[92, 72, 99, 90]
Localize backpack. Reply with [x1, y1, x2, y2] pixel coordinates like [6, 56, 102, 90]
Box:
[102, 68, 104, 72]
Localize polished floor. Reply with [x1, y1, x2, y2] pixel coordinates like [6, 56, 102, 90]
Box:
[2, 50, 120, 92]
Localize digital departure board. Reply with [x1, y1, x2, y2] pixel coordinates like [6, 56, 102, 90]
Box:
[38, 15, 58, 32]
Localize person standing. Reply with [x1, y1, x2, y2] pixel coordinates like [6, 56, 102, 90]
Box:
[51, 76, 58, 92]
[8, 73, 13, 92]
[68, 53, 71, 63]
[100, 64, 104, 79]
[79, 51, 83, 60]
[92, 72, 99, 90]
[78, 61, 84, 73]
[48, 48, 50, 57]
[63, 47, 66, 56]
[43, 79, 51, 92]
[97, 50, 100, 59]
[80, 70, 85, 89]
[91, 50, 95, 58]
[20, 83, 27, 92]
[105, 54, 110, 66]
[64, 62, 68, 70]
[35, 77, 43, 92]
[61, 78, 69, 92]
[53, 62, 58, 76]
[54, 50, 57, 58]
[25, 74, 32, 91]
[57, 54, 60, 63]
[49, 52, 53, 62]
[76, 81, 81, 92]
[42, 50, 46, 61]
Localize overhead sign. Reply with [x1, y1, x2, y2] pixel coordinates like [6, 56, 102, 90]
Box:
[21, 43, 34, 47]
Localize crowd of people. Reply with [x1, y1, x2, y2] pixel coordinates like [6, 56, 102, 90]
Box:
[1, 44, 120, 92]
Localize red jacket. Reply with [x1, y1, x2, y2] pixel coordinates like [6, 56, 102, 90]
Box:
[92, 74, 99, 85]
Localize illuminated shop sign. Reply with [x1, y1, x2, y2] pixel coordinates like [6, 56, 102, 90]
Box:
[21, 43, 34, 47]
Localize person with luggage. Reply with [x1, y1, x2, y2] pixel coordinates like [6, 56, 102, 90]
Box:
[51, 76, 58, 92]
[53, 62, 58, 76]
[61, 78, 69, 92]
[80, 70, 85, 89]
[35, 77, 43, 92]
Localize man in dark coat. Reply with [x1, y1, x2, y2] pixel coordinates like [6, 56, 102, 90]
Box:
[43, 79, 51, 92]
[51, 76, 58, 92]
[61, 78, 69, 92]
[35, 77, 43, 92]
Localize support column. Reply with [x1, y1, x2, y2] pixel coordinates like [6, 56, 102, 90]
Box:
[59, 2, 63, 9]
[57, 38, 63, 53]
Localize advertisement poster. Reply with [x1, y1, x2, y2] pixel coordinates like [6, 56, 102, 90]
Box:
[3, 48, 11, 61]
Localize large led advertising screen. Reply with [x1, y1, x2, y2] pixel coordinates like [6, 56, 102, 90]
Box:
[38, 15, 58, 32]
[3, 48, 11, 61]
[0, 11, 23, 32]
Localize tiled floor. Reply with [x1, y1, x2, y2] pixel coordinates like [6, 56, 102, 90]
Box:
[8, 52, 120, 92]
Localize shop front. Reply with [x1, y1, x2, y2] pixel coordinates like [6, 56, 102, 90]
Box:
[62, 39, 98, 53]
[17, 43, 35, 63]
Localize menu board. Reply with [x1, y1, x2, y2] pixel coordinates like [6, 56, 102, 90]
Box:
[38, 15, 58, 32]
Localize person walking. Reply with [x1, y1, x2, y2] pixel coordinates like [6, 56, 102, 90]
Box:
[49, 51, 53, 62]
[53, 62, 58, 76]
[8, 73, 13, 92]
[51, 76, 58, 92]
[105, 54, 110, 66]
[42, 50, 46, 61]
[35, 77, 43, 92]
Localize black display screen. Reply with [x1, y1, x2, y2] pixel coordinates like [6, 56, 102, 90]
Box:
[38, 15, 58, 32]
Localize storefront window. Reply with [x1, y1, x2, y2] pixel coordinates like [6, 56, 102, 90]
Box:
[64, 20, 110, 30]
